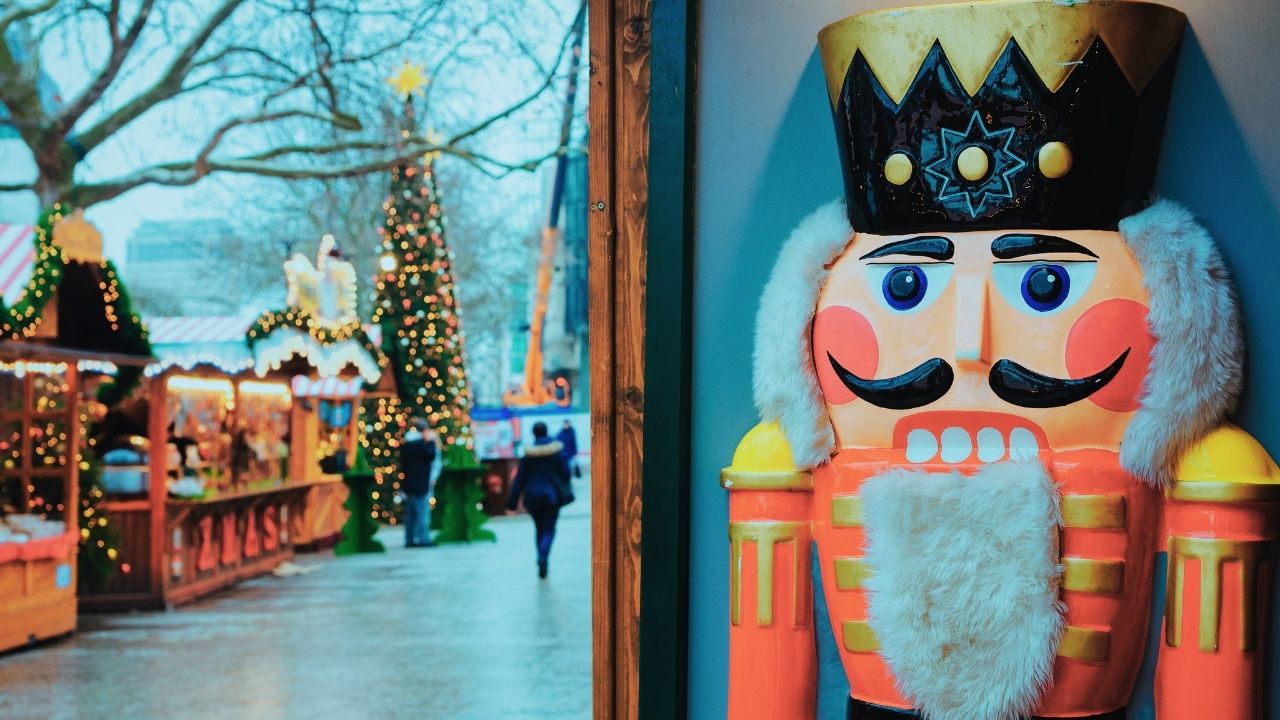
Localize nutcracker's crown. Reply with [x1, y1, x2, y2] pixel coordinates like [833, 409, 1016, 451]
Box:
[818, 0, 1185, 233]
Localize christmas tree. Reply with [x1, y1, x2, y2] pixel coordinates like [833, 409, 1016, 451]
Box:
[361, 64, 492, 542]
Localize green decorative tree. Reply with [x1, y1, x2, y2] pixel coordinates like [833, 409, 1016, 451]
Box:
[335, 446, 385, 555]
[77, 450, 121, 592]
[363, 71, 491, 542]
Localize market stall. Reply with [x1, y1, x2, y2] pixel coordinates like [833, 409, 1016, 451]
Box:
[0, 208, 152, 652]
[81, 238, 389, 609]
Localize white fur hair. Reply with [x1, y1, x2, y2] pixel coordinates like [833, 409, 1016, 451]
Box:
[860, 461, 1065, 720]
[752, 199, 851, 468]
[1118, 199, 1243, 486]
[751, 198, 1242, 481]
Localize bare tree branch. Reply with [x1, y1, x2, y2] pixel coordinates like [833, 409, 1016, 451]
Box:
[444, 3, 578, 147]
[69, 137, 565, 207]
[0, 0, 59, 35]
[0, 3, 55, 153]
[52, 0, 159, 135]
[0, 181, 37, 193]
[75, 0, 249, 152]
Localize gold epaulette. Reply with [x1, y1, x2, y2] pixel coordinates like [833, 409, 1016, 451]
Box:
[1169, 425, 1280, 503]
[720, 421, 812, 492]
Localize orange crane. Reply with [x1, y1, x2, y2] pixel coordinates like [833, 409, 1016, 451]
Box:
[503, 3, 585, 408]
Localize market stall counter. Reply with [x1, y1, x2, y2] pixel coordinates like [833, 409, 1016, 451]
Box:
[82, 365, 376, 610]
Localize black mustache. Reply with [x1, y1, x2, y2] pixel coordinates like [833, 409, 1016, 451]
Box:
[827, 354, 954, 410]
[989, 349, 1130, 408]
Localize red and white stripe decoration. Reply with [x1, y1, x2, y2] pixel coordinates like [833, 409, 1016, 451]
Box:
[0, 224, 36, 306]
[147, 316, 255, 345]
[290, 374, 364, 398]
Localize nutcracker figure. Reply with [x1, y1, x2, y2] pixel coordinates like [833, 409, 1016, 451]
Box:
[722, 2, 1277, 719]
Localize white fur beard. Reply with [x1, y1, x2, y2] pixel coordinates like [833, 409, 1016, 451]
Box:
[860, 461, 1065, 720]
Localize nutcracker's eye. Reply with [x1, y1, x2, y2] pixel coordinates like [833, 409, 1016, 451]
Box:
[866, 264, 953, 314]
[885, 266, 925, 308]
[993, 261, 1097, 315]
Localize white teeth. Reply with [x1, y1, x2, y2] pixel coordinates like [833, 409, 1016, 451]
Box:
[905, 429, 939, 463]
[1009, 427, 1039, 461]
[939, 427, 972, 463]
[976, 427, 1004, 463]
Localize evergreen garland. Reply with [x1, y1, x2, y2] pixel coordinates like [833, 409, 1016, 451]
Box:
[94, 259, 152, 405]
[1, 206, 65, 338]
[247, 307, 383, 370]
[76, 451, 120, 592]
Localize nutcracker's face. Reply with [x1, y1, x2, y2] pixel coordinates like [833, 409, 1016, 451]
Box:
[813, 228, 1154, 457]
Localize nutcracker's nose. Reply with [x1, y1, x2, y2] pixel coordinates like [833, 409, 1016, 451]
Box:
[954, 274, 990, 370]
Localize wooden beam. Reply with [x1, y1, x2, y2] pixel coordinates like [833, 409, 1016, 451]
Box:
[589, 0, 619, 714]
[588, 0, 650, 718]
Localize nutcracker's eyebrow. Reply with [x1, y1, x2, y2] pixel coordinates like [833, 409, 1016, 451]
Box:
[859, 236, 953, 260]
[992, 233, 1099, 259]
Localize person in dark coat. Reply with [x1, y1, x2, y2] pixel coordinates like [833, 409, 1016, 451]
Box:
[507, 421, 572, 578]
[399, 417, 438, 548]
[556, 419, 580, 477]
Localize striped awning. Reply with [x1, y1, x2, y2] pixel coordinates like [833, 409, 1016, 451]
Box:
[290, 374, 364, 398]
[148, 315, 255, 344]
[145, 315, 255, 374]
[0, 224, 36, 306]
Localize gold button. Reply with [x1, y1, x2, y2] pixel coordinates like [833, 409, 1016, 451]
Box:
[956, 146, 989, 181]
[884, 152, 913, 186]
[1038, 141, 1073, 179]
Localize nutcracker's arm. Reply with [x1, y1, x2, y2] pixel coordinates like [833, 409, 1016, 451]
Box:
[722, 421, 816, 720]
[1156, 426, 1280, 720]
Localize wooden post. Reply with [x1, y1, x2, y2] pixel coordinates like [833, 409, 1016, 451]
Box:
[589, 0, 652, 717]
[290, 392, 318, 482]
[64, 362, 80, 533]
[148, 373, 168, 599]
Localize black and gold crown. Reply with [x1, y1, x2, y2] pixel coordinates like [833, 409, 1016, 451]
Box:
[818, 0, 1185, 233]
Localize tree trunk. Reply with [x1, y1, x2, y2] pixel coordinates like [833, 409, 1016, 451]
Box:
[33, 166, 72, 210]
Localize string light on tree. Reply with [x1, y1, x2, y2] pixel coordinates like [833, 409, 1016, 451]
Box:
[359, 72, 484, 533]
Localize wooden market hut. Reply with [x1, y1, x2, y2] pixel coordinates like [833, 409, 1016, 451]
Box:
[0, 208, 152, 653]
[79, 241, 392, 610]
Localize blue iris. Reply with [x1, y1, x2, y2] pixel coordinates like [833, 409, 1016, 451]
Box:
[882, 266, 927, 311]
[1020, 264, 1070, 312]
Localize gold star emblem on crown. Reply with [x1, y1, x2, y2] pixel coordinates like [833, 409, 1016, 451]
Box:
[387, 61, 429, 96]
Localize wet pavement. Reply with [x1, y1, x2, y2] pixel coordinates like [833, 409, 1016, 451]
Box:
[0, 495, 591, 720]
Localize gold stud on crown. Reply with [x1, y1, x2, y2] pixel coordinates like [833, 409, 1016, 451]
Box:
[956, 146, 990, 182]
[1038, 141, 1073, 179]
[884, 152, 914, 186]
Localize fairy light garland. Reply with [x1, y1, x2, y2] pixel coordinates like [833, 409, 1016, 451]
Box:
[1, 205, 67, 338]
[247, 307, 386, 368]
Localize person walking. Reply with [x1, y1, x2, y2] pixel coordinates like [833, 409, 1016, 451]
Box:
[556, 419, 580, 477]
[507, 421, 573, 578]
[400, 418, 437, 548]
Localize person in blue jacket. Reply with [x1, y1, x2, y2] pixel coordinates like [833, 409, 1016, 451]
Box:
[556, 419, 580, 477]
[506, 421, 573, 578]
[399, 418, 438, 548]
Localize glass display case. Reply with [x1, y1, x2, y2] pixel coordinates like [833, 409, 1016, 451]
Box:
[164, 375, 233, 494]
[0, 361, 72, 529]
[236, 380, 291, 483]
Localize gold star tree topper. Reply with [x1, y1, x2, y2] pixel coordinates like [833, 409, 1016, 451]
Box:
[387, 61, 429, 96]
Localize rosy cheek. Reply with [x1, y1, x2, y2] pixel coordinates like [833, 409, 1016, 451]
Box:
[1065, 298, 1154, 413]
[812, 306, 878, 405]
